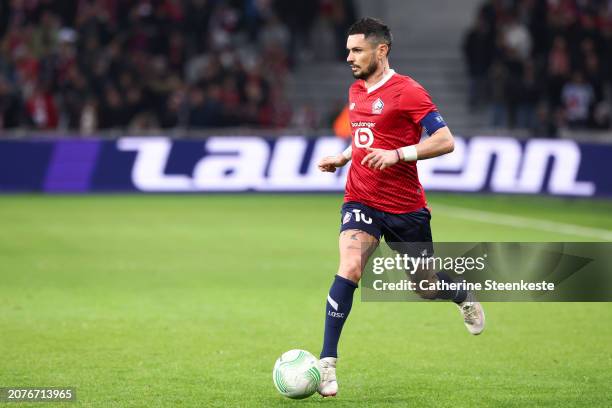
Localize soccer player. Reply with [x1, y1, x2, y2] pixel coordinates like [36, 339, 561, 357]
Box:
[316, 18, 485, 397]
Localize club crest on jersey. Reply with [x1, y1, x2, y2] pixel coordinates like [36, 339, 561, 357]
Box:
[372, 98, 384, 114]
[349, 102, 356, 110]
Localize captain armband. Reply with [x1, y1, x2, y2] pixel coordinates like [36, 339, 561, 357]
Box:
[420, 111, 446, 136]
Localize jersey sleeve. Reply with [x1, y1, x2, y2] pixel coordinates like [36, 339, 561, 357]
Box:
[399, 81, 437, 124]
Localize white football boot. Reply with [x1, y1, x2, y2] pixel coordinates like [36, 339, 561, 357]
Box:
[317, 357, 338, 397]
[458, 292, 485, 335]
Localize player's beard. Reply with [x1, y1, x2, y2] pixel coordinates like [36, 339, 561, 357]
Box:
[351, 56, 379, 80]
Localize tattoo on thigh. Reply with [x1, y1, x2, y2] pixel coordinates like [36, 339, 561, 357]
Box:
[341, 230, 379, 255]
[341, 229, 366, 240]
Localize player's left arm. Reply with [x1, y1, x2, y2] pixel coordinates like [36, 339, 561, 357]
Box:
[362, 111, 454, 170]
[403, 124, 454, 160]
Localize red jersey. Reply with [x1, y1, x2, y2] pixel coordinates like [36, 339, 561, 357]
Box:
[345, 69, 436, 214]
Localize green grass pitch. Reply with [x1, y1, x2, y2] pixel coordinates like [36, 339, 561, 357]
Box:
[1, 194, 611, 407]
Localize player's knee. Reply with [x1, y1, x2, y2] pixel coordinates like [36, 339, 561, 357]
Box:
[338, 259, 362, 283]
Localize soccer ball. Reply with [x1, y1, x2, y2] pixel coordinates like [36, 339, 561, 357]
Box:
[272, 349, 321, 399]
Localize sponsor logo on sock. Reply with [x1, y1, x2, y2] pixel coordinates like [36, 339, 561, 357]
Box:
[327, 295, 339, 311]
[328, 310, 345, 318]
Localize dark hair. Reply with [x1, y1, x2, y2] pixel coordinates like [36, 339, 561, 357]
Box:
[347, 17, 393, 55]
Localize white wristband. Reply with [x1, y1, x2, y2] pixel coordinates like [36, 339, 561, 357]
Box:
[399, 145, 418, 162]
[341, 145, 352, 160]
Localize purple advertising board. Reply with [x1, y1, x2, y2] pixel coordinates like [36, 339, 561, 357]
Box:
[0, 136, 610, 197]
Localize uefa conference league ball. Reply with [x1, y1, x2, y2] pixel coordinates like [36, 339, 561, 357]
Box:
[272, 349, 322, 399]
[272, 350, 321, 399]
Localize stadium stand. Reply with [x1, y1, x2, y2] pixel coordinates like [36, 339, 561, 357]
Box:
[464, 0, 612, 136]
[0, 0, 354, 133]
[1, 0, 610, 139]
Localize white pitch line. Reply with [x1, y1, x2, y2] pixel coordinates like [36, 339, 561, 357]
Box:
[432, 203, 612, 241]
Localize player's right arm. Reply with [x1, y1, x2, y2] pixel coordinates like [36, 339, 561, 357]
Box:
[318, 145, 352, 173]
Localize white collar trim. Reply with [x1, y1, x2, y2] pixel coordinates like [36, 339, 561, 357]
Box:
[366, 69, 395, 93]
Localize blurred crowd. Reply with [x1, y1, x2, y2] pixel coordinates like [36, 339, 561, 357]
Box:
[463, 0, 612, 136]
[0, 0, 356, 132]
